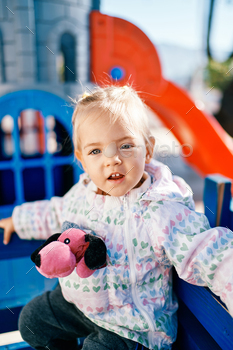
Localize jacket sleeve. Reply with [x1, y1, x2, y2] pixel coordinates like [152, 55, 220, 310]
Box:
[12, 183, 79, 240]
[148, 201, 233, 316]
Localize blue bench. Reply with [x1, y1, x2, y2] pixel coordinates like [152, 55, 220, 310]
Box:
[0, 232, 57, 349]
[174, 174, 233, 350]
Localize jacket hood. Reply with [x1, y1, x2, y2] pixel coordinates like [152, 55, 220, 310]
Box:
[143, 159, 195, 210]
[80, 158, 195, 211]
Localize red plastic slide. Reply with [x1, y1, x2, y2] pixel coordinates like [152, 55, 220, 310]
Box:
[90, 11, 233, 179]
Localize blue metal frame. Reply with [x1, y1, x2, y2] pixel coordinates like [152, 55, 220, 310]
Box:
[0, 89, 83, 341]
[0, 89, 83, 219]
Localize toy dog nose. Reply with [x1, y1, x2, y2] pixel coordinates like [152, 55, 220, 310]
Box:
[34, 254, 41, 268]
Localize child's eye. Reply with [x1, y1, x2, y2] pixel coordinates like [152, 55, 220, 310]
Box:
[121, 144, 133, 150]
[90, 149, 101, 155]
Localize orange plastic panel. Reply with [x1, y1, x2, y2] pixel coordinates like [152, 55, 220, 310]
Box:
[90, 11, 166, 94]
[90, 11, 233, 179]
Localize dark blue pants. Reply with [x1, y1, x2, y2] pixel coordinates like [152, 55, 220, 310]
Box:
[18, 284, 147, 350]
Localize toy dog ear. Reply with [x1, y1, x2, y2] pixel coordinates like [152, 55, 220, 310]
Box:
[84, 235, 107, 270]
[31, 233, 61, 263]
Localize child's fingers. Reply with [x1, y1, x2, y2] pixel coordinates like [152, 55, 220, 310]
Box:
[3, 229, 13, 245]
[0, 218, 15, 244]
[0, 221, 5, 236]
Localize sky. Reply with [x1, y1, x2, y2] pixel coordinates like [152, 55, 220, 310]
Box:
[101, 0, 233, 59]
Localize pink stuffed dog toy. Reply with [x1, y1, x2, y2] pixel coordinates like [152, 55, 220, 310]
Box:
[31, 222, 107, 279]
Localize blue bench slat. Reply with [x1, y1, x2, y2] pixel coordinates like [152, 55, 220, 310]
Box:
[173, 271, 233, 349]
[204, 174, 232, 229]
[0, 230, 58, 334]
[0, 230, 46, 260]
[176, 299, 222, 350]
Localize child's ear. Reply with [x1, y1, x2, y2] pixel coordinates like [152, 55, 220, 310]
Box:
[145, 136, 155, 164]
[75, 150, 87, 172]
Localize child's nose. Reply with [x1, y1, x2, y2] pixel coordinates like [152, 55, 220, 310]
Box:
[104, 151, 122, 167]
[103, 143, 122, 166]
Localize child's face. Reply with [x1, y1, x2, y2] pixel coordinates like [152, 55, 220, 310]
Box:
[75, 114, 154, 197]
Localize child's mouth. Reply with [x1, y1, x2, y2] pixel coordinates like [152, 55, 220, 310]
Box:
[107, 173, 125, 183]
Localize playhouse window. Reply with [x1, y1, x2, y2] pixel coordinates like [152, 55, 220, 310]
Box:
[0, 115, 14, 160]
[48, 117, 73, 157]
[53, 165, 74, 196]
[23, 167, 45, 202]
[18, 109, 45, 158]
[0, 169, 15, 205]
[17, 111, 72, 158]
[57, 32, 76, 82]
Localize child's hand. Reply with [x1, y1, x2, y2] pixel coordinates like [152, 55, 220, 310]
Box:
[0, 217, 15, 245]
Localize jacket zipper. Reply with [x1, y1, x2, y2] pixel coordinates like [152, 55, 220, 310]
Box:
[123, 196, 155, 349]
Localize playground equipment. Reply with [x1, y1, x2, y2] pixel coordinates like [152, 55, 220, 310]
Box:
[0, 90, 81, 219]
[0, 9, 233, 350]
[90, 11, 233, 179]
[0, 90, 81, 349]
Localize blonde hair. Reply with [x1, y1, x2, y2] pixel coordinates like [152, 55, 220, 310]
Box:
[71, 84, 152, 151]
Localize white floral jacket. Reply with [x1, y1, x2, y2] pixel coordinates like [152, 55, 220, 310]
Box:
[13, 159, 233, 350]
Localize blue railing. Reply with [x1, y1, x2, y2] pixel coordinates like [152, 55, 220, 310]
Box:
[174, 173, 233, 349]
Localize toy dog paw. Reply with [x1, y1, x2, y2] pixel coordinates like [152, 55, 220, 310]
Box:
[31, 224, 107, 279]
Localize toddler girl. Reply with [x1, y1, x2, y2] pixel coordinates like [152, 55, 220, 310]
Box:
[1, 85, 233, 350]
